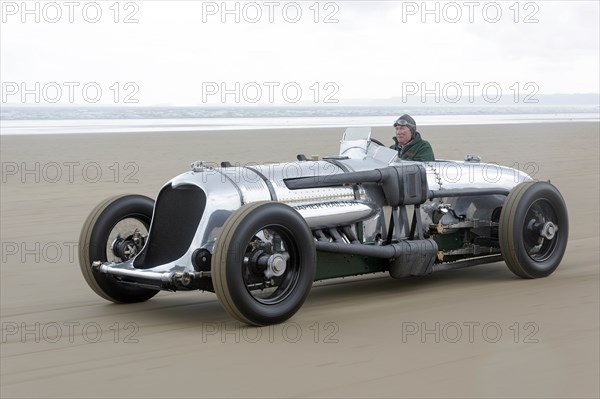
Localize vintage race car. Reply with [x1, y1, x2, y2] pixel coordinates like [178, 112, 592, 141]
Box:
[79, 128, 568, 325]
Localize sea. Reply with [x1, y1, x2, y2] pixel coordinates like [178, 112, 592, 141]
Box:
[1, 105, 598, 135]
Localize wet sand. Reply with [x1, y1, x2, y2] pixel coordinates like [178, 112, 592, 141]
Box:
[1, 122, 599, 398]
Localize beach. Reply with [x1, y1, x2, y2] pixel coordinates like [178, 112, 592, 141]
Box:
[1, 121, 599, 398]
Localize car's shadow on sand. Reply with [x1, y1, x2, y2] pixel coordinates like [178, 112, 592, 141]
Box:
[110, 262, 518, 326]
[306, 262, 517, 301]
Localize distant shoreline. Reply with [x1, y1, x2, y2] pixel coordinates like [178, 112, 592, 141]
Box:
[1, 113, 598, 136]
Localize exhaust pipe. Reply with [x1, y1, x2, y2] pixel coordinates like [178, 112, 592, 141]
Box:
[315, 239, 437, 259]
[315, 239, 439, 278]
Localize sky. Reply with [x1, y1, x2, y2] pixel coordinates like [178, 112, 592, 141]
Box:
[1, 0, 599, 106]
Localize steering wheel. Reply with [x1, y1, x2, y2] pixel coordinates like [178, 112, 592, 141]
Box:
[370, 138, 385, 147]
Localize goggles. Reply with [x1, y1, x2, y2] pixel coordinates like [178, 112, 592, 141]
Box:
[393, 118, 415, 128]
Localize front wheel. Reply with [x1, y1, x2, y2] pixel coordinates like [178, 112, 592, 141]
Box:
[499, 181, 568, 278]
[212, 202, 316, 326]
[79, 194, 159, 303]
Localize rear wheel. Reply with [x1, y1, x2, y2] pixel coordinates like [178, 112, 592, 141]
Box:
[499, 181, 568, 278]
[212, 202, 316, 326]
[79, 194, 159, 303]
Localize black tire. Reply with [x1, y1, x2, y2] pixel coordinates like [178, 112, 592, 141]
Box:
[79, 194, 159, 303]
[212, 201, 316, 326]
[499, 181, 568, 278]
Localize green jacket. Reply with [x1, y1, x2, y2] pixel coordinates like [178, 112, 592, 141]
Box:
[390, 132, 435, 162]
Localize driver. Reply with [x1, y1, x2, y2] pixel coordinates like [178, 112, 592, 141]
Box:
[390, 114, 435, 162]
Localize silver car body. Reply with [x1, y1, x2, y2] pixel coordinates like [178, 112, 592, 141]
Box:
[97, 127, 531, 284]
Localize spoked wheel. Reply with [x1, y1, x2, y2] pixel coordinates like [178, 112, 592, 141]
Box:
[499, 181, 568, 278]
[79, 194, 159, 303]
[212, 201, 316, 326]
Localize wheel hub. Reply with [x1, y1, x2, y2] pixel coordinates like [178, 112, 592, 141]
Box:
[112, 238, 138, 260]
[244, 249, 290, 280]
[111, 230, 145, 261]
[526, 218, 558, 241]
[540, 221, 557, 240]
[264, 253, 289, 279]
